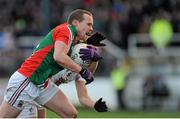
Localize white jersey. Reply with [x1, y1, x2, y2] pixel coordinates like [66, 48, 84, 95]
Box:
[51, 69, 85, 85]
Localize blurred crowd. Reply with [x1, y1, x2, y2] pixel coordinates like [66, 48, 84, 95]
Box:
[1, 0, 180, 76]
[1, 0, 180, 50]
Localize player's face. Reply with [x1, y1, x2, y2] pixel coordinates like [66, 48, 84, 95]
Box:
[76, 14, 93, 41]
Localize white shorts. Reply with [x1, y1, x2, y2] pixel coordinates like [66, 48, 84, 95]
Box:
[17, 102, 43, 118]
[4, 71, 59, 111]
[17, 102, 38, 118]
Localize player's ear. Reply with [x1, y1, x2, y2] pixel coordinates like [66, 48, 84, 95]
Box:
[72, 20, 79, 26]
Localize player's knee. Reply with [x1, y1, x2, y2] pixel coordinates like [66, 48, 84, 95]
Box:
[0, 100, 20, 118]
[69, 113, 77, 118]
[72, 113, 77, 118]
[65, 108, 78, 118]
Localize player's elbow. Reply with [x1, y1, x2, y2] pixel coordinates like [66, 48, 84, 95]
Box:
[53, 54, 66, 66]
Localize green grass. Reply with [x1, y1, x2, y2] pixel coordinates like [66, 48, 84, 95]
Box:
[47, 107, 180, 118]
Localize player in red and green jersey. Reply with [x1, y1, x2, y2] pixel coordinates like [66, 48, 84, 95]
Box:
[0, 9, 106, 118]
[18, 23, 78, 86]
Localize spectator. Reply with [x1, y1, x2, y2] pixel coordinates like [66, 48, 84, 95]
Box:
[111, 59, 131, 110]
[142, 75, 170, 110]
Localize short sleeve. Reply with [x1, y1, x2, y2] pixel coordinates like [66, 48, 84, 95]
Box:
[52, 25, 70, 46]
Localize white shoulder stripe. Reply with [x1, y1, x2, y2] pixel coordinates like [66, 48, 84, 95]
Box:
[67, 26, 74, 50]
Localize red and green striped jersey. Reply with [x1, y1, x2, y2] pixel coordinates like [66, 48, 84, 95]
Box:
[18, 23, 78, 85]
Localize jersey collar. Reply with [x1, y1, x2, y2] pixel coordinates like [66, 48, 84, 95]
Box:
[69, 24, 77, 36]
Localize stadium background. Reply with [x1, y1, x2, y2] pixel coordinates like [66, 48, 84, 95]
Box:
[0, 0, 180, 117]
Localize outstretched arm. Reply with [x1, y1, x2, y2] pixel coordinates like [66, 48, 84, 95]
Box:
[75, 79, 95, 108]
[75, 79, 108, 112]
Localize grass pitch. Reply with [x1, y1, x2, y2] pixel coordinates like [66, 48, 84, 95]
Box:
[47, 107, 180, 118]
